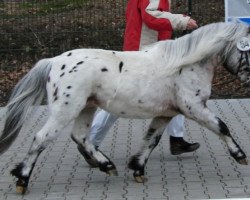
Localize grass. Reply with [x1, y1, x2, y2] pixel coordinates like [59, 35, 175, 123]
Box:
[0, 0, 90, 18]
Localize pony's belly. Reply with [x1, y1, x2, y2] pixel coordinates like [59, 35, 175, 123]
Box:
[100, 101, 178, 119]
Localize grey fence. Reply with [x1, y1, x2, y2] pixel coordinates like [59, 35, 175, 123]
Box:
[0, 0, 249, 106]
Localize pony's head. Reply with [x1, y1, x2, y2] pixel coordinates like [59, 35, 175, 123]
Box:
[223, 30, 250, 85]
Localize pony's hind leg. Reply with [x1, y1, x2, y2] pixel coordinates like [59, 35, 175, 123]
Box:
[10, 102, 85, 194]
[71, 108, 118, 176]
[71, 107, 99, 167]
[11, 116, 67, 194]
[183, 102, 247, 165]
[128, 117, 170, 183]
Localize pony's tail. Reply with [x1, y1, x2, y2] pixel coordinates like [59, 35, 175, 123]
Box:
[0, 59, 52, 155]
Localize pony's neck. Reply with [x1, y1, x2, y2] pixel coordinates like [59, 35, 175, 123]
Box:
[157, 22, 248, 76]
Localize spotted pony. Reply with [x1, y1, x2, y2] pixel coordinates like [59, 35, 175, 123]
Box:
[1, 22, 250, 194]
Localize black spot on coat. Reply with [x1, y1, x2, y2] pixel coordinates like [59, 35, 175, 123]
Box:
[119, 62, 123, 72]
[61, 65, 66, 70]
[196, 89, 201, 96]
[77, 61, 84, 65]
[53, 87, 58, 97]
[101, 68, 108, 72]
[67, 52, 72, 56]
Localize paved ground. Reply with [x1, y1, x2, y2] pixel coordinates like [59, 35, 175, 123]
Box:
[0, 99, 250, 200]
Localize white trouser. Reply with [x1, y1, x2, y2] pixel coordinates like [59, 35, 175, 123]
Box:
[89, 109, 185, 147]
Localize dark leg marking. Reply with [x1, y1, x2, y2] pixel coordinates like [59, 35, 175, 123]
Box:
[229, 138, 247, 164]
[217, 118, 247, 164]
[93, 149, 117, 175]
[11, 146, 44, 194]
[145, 128, 156, 140]
[217, 117, 230, 136]
[128, 154, 145, 179]
[179, 68, 182, 75]
[11, 163, 30, 194]
[119, 61, 123, 72]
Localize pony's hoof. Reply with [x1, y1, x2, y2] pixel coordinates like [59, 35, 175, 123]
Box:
[238, 158, 248, 165]
[107, 168, 118, 176]
[134, 175, 146, 183]
[16, 185, 27, 194]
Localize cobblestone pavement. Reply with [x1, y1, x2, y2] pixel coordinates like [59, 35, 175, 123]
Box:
[0, 99, 250, 200]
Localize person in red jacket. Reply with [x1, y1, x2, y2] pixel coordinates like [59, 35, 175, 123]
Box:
[79, 0, 200, 167]
[123, 0, 198, 50]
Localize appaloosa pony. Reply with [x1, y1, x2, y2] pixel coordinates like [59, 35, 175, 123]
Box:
[0, 22, 250, 194]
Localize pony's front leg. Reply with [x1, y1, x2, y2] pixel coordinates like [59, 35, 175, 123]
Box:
[71, 108, 118, 176]
[128, 117, 170, 183]
[183, 103, 247, 165]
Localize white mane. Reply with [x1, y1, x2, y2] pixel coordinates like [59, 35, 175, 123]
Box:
[148, 22, 249, 75]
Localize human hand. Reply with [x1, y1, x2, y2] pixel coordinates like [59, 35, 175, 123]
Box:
[186, 18, 198, 30]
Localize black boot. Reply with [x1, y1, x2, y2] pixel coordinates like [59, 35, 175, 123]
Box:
[170, 136, 200, 155]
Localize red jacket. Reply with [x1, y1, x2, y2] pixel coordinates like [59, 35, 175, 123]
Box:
[123, 0, 190, 51]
